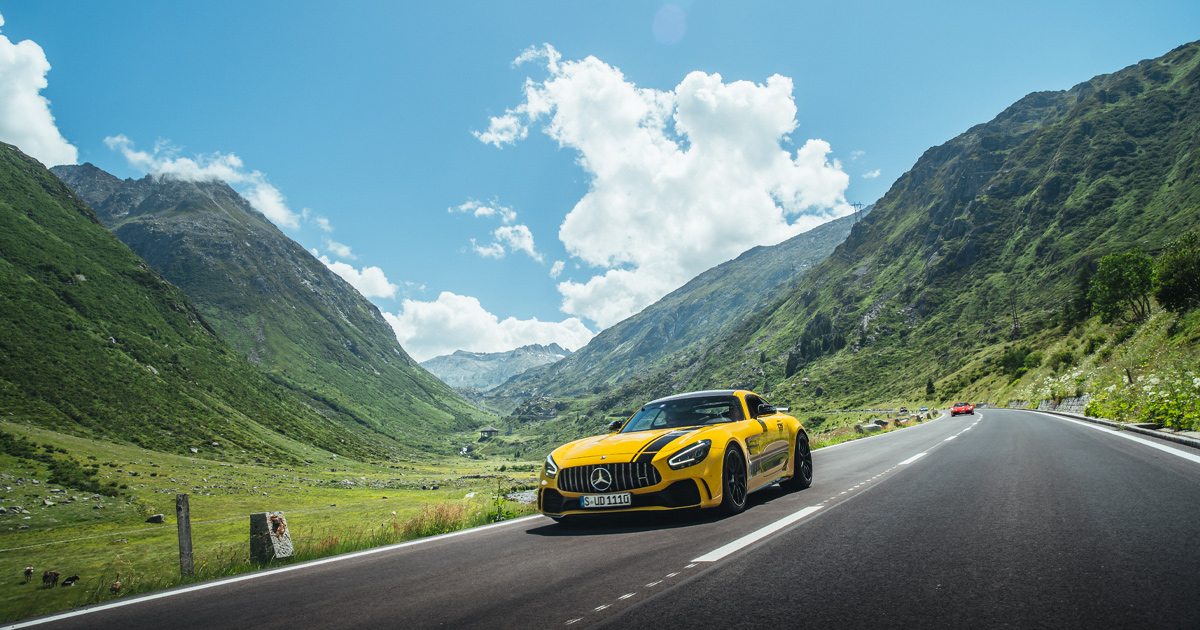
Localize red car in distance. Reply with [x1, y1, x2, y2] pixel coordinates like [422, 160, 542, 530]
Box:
[950, 402, 975, 416]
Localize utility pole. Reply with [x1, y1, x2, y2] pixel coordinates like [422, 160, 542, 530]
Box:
[850, 202, 866, 223]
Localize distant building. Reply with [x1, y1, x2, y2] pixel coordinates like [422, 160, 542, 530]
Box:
[479, 426, 500, 439]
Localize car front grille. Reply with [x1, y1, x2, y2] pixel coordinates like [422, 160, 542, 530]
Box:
[557, 462, 662, 493]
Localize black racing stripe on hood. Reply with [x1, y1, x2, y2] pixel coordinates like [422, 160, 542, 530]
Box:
[634, 429, 697, 463]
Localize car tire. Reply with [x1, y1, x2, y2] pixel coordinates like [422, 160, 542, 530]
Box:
[781, 433, 813, 491]
[720, 445, 748, 515]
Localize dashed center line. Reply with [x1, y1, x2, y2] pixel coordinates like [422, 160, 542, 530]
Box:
[563, 420, 980, 627]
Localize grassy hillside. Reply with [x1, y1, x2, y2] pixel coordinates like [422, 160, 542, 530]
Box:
[52, 164, 493, 454]
[0, 143, 392, 461]
[487, 211, 861, 410]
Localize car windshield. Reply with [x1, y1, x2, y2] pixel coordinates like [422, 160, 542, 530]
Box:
[620, 395, 744, 433]
[955, 403, 970, 407]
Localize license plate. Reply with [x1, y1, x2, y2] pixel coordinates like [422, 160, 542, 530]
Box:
[581, 493, 632, 508]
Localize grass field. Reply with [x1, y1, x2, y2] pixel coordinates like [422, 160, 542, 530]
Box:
[0, 421, 538, 622]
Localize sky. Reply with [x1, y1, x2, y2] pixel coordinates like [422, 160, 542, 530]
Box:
[1, 1, 1197, 361]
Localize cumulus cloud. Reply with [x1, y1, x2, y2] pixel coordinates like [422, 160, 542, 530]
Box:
[550, 260, 565, 279]
[0, 12, 78, 167]
[863, 169, 881, 179]
[450, 199, 517, 224]
[317, 255, 398, 299]
[481, 44, 853, 328]
[494, 224, 542, 261]
[324, 239, 355, 259]
[105, 135, 302, 229]
[384, 292, 595, 362]
[312, 215, 333, 232]
[471, 238, 505, 259]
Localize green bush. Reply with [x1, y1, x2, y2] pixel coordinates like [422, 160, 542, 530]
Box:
[1024, 351, 1045, 369]
[1048, 350, 1075, 371]
[1084, 335, 1106, 355]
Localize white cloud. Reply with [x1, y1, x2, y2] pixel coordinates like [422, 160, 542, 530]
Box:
[324, 239, 355, 260]
[850, 150, 865, 160]
[317, 255, 398, 299]
[0, 12, 78, 167]
[471, 238, 505, 259]
[313, 215, 333, 232]
[550, 260, 565, 279]
[384, 291, 594, 362]
[450, 199, 516, 224]
[482, 44, 852, 328]
[104, 135, 302, 229]
[494, 224, 542, 261]
[862, 169, 881, 179]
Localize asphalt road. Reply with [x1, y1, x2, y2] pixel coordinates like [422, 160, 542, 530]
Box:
[9, 409, 1200, 629]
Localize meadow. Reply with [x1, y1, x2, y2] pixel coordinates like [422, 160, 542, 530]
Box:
[0, 421, 538, 622]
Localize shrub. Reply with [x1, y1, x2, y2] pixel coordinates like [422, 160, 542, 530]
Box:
[1048, 350, 1075, 371]
[1024, 351, 1045, 369]
[1084, 335, 1106, 355]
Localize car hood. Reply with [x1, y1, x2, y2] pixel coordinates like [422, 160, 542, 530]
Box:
[555, 427, 708, 465]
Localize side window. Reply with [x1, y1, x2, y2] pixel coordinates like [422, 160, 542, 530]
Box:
[745, 395, 764, 418]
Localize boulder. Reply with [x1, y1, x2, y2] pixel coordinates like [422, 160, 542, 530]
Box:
[145, 514, 165, 524]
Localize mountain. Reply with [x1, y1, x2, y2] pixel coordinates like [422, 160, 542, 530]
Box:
[584, 40, 1200, 416]
[51, 163, 490, 453]
[0, 142, 383, 461]
[488, 210, 862, 403]
[420, 344, 570, 391]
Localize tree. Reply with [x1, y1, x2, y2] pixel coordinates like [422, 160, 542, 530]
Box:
[1063, 263, 1094, 327]
[1153, 230, 1200, 313]
[925, 378, 935, 396]
[1089, 248, 1154, 324]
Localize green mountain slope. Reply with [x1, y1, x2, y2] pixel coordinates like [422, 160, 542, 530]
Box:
[488, 211, 861, 406]
[0, 143, 384, 461]
[579, 40, 1200, 417]
[51, 164, 491, 452]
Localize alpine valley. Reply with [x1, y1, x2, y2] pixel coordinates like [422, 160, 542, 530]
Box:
[49, 161, 490, 457]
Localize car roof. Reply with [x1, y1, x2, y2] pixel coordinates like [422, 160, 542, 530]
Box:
[643, 390, 740, 406]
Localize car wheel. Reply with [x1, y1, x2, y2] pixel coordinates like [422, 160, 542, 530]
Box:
[781, 433, 813, 491]
[720, 445, 748, 515]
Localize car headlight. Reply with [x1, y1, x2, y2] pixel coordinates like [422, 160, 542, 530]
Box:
[667, 439, 711, 470]
[543, 453, 559, 479]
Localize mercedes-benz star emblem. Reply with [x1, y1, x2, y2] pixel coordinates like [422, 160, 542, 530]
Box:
[590, 467, 613, 492]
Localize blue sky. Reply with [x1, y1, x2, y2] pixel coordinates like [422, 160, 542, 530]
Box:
[2, 1, 1197, 360]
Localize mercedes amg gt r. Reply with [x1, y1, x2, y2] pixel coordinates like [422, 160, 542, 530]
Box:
[537, 390, 813, 521]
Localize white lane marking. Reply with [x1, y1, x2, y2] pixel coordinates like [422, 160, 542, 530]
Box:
[944, 435, 957, 441]
[646, 580, 661, 588]
[665, 572, 679, 578]
[566, 619, 582, 625]
[898, 452, 927, 466]
[1042, 413, 1200, 466]
[693, 505, 824, 562]
[0, 514, 544, 630]
[618, 593, 636, 600]
[594, 604, 610, 611]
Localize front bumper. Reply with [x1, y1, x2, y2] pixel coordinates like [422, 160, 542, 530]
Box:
[538, 479, 706, 517]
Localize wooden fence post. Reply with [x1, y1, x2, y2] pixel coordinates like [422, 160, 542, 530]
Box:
[177, 494, 194, 578]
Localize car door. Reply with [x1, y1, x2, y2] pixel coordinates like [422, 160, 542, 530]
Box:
[742, 395, 789, 486]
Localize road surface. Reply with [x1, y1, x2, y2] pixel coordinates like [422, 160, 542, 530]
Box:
[9, 409, 1199, 629]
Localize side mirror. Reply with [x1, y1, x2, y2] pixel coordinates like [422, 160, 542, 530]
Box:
[756, 403, 777, 417]
[608, 420, 624, 433]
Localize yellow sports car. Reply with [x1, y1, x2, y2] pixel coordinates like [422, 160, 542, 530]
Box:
[538, 389, 812, 520]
